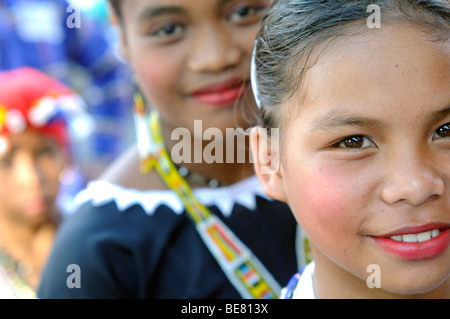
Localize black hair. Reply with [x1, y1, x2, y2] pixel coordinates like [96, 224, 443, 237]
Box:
[108, 0, 122, 20]
[253, 0, 449, 129]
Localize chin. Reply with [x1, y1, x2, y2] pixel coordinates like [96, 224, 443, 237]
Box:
[380, 272, 449, 298]
[23, 208, 57, 226]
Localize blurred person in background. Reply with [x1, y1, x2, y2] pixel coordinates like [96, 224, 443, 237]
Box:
[0, 67, 84, 298]
[37, 0, 302, 299]
[0, 0, 135, 182]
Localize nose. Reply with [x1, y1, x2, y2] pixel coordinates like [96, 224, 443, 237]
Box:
[187, 25, 242, 73]
[380, 152, 445, 206]
[15, 153, 43, 189]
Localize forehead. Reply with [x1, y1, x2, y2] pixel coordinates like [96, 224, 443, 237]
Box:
[0, 130, 60, 155]
[121, 0, 242, 18]
[287, 24, 450, 125]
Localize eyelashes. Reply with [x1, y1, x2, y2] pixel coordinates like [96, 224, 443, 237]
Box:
[145, 3, 268, 43]
[331, 136, 375, 151]
[433, 123, 450, 139]
[149, 23, 185, 39]
[227, 5, 264, 23]
[330, 122, 450, 151]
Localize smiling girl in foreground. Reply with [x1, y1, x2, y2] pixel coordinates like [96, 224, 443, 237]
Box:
[251, 0, 450, 298]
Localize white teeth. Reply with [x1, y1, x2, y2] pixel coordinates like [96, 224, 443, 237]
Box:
[403, 234, 418, 243]
[390, 229, 440, 243]
[431, 229, 440, 238]
[416, 231, 431, 243]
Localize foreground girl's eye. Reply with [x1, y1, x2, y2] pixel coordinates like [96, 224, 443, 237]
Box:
[433, 123, 450, 139]
[332, 136, 375, 150]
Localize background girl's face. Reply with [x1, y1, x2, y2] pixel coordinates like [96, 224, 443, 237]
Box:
[119, 0, 272, 133]
[275, 25, 450, 297]
[0, 131, 65, 227]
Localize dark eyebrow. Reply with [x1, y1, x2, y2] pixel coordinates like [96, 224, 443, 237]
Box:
[138, 6, 185, 22]
[218, 0, 240, 6]
[138, 0, 237, 21]
[311, 104, 450, 133]
[0, 145, 15, 157]
[310, 110, 385, 132]
[427, 105, 450, 125]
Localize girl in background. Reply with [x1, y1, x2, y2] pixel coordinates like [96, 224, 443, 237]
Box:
[0, 67, 80, 297]
[38, 0, 300, 299]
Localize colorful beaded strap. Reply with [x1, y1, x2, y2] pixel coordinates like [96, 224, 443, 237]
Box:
[133, 95, 282, 299]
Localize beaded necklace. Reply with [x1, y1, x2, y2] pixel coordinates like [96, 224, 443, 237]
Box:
[0, 248, 36, 299]
[133, 94, 282, 299]
[176, 165, 228, 188]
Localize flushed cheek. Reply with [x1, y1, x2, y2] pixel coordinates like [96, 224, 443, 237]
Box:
[0, 186, 10, 207]
[43, 171, 62, 198]
[136, 59, 175, 104]
[287, 166, 363, 253]
[129, 44, 180, 103]
[296, 167, 350, 216]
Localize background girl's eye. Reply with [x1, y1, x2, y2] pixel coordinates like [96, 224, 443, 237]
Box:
[0, 156, 13, 168]
[232, 7, 252, 18]
[36, 147, 54, 159]
[34, 141, 61, 162]
[434, 123, 450, 139]
[228, 6, 261, 22]
[151, 23, 184, 39]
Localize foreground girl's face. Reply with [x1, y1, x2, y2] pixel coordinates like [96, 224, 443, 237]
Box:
[279, 24, 450, 297]
[119, 0, 272, 133]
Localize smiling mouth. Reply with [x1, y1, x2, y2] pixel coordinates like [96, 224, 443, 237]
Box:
[24, 196, 49, 215]
[389, 229, 441, 243]
[191, 78, 249, 107]
[372, 225, 450, 260]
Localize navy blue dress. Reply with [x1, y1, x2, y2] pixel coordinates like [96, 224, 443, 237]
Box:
[37, 176, 298, 299]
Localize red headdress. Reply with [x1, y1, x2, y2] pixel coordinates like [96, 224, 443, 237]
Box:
[0, 67, 82, 148]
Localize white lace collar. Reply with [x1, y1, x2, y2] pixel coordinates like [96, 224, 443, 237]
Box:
[69, 175, 273, 218]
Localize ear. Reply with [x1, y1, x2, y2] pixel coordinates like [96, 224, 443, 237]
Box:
[118, 28, 129, 63]
[250, 126, 287, 202]
[107, 2, 129, 62]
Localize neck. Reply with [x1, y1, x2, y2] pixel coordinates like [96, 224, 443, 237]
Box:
[159, 117, 255, 186]
[0, 210, 58, 264]
[0, 211, 58, 289]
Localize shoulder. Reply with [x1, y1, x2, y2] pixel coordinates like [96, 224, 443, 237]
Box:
[59, 175, 294, 264]
[41, 174, 296, 298]
[99, 144, 168, 191]
[61, 172, 294, 258]
[69, 173, 278, 218]
[38, 189, 183, 298]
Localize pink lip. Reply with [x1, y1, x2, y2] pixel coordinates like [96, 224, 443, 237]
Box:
[372, 223, 450, 260]
[191, 78, 248, 107]
[24, 197, 48, 215]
